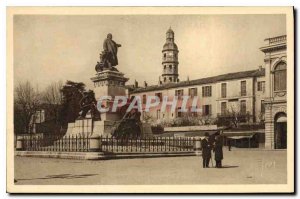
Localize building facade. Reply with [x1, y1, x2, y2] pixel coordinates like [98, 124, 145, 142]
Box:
[260, 35, 287, 149]
[131, 67, 266, 124]
[128, 29, 287, 149]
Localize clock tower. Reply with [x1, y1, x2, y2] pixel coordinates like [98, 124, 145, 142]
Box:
[161, 27, 179, 84]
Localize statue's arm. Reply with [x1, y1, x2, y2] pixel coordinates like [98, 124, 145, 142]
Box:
[117, 43, 122, 47]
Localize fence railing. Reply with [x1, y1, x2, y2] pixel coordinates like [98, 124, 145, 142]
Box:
[20, 135, 90, 152]
[16, 135, 199, 153]
[100, 136, 197, 153]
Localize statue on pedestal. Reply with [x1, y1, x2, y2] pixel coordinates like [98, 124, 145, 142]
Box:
[95, 33, 122, 72]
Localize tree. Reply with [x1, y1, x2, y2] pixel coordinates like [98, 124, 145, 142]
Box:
[14, 81, 40, 134]
[216, 106, 252, 128]
[42, 81, 63, 124]
[60, 81, 86, 127]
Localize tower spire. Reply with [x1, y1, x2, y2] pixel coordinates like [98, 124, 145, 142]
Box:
[160, 28, 179, 84]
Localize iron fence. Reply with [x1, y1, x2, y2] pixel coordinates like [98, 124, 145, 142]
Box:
[17, 134, 199, 153]
[21, 135, 90, 152]
[100, 136, 197, 153]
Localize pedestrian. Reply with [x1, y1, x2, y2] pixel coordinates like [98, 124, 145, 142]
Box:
[201, 132, 212, 168]
[228, 137, 232, 151]
[214, 135, 223, 168]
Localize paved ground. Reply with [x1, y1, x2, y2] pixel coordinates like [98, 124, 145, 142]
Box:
[14, 149, 287, 185]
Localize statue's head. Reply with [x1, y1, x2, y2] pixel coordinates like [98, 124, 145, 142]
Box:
[107, 33, 112, 39]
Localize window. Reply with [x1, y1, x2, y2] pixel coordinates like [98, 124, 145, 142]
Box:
[189, 106, 198, 117]
[155, 92, 162, 102]
[188, 88, 198, 97]
[163, 53, 166, 59]
[241, 81, 247, 96]
[169, 65, 172, 69]
[240, 100, 246, 115]
[169, 77, 172, 81]
[177, 107, 182, 118]
[142, 94, 147, 104]
[221, 102, 227, 115]
[274, 62, 287, 91]
[202, 105, 212, 116]
[175, 89, 184, 99]
[157, 109, 161, 119]
[164, 77, 166, 82]
[221, 83, 227, 98]
[164, 65, 166, 69]
[261, 100, 265, 114]
[202, 86, 212, 97]
[257, 81, 265, 92]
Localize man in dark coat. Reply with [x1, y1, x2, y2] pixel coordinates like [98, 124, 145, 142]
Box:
[214, 135, 224, 168]
[103, 33, 122, 67]
[201, 132, 212, 168]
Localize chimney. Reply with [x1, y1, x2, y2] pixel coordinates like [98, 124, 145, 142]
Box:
[258, 65, 263, 71]
[134, 80, 138, 88]
[144, 81, 148, 88]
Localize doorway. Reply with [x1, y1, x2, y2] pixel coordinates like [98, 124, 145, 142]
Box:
[274, 112, 287, 149]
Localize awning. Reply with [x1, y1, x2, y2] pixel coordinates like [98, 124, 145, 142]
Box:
[228, 135, 253, 139]
[222, 130, 264, 140]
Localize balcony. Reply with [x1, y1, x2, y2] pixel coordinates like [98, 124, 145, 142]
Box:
[260, 35, 287, 53]
[266, 35, 287, 45]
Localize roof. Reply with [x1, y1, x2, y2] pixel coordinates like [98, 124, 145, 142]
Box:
[163, 42, 178, 51]
[166, 27, 174, 33]
[129, 68, 265, 94]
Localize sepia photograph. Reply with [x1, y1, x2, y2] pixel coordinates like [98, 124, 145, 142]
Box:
[6, 6, 294, 193]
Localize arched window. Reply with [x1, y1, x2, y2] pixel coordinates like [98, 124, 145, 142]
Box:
[274, 62, 287, 91]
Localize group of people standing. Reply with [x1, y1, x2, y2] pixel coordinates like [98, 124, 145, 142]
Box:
[201, 132, 224, 168]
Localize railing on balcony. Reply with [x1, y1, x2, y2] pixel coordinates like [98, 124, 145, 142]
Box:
[266, 35, 287, 45]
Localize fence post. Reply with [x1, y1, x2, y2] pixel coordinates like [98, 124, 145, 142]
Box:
[16, 136, 23, 151]
[89, 135, 101, 152]
[194, 138, 201, 156]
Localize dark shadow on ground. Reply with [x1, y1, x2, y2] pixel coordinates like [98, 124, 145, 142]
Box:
[15, 173, 98, 181]
[220, 165, 239, 169]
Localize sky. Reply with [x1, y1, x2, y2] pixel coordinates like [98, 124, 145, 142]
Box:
[14, 14, 286, 90]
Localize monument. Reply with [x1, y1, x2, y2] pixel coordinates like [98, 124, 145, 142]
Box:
[66, 33, 152, 138]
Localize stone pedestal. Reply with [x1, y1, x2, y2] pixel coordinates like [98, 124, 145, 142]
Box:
[16, 137, 23, 151]
[91, 69, 129, 121]
[65, 69, 129, 138]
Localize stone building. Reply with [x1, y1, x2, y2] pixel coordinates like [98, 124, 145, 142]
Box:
[128, 28, 287, 149]
[131, 67, 266, 123]
[260, 35, 287, 149]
